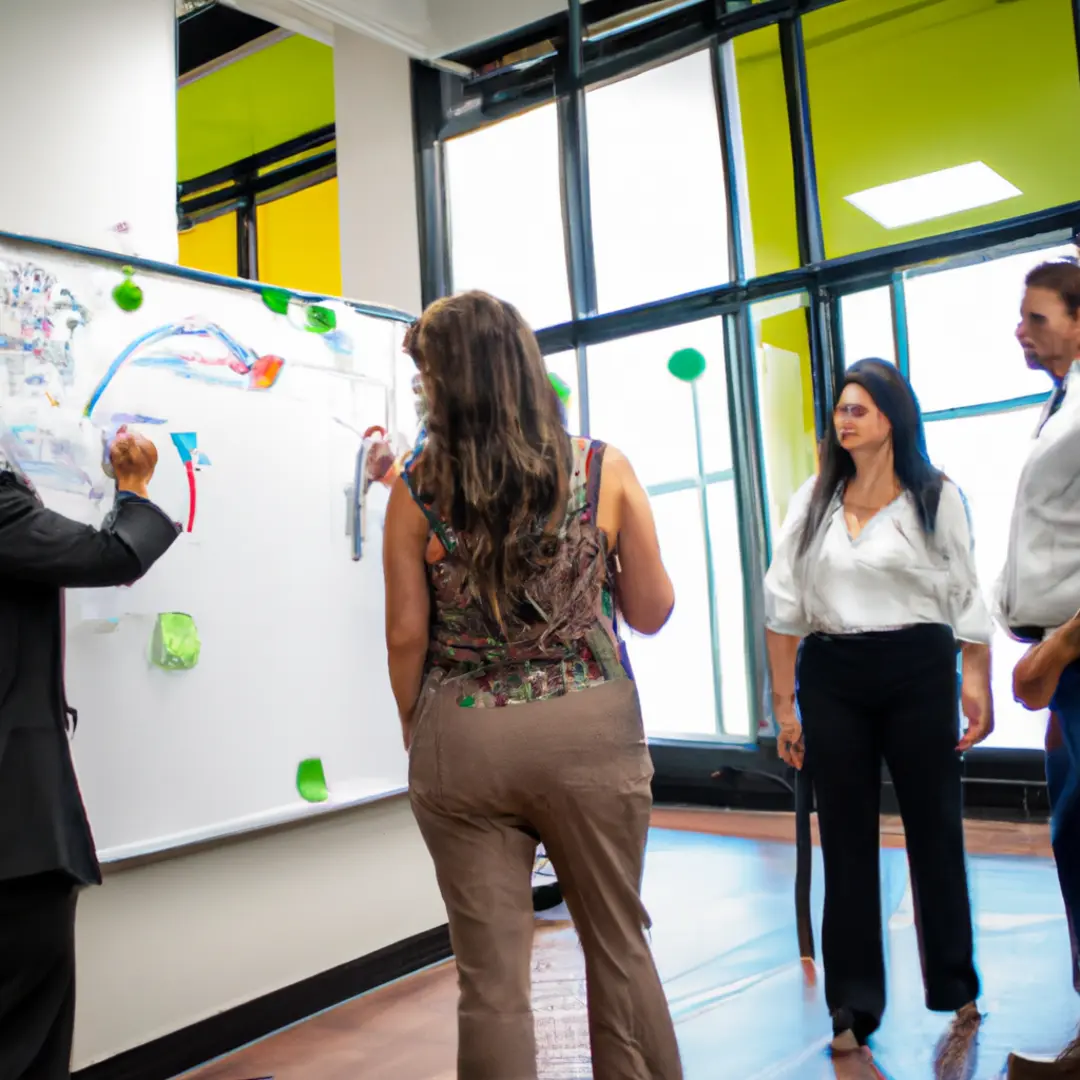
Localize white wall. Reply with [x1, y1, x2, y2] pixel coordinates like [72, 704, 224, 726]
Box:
[334, 29, 424, 314]
[0, 0, 179, 263]
[73, 796, 445, 1069]
[0, 7, 443, 1068]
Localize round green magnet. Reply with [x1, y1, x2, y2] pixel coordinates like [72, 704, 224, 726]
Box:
[261, 288, 291, 316]
[112, 267, 143, 313]
[667, 348, 707, 383]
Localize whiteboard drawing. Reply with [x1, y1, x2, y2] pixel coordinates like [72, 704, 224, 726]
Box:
[0, 235, 414, 861]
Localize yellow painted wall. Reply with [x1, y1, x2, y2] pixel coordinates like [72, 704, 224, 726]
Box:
[255, 180, 343, 297]
[177, 211, 238, 278]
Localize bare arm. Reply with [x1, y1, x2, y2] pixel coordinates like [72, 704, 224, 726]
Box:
[1013, 615, 1080, 711]
[766, 629, 801, 701]
[597, 447, 674, 636]
[383, 478, 432, 733]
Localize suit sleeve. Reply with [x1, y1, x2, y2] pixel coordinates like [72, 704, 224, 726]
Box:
[0, 473, 181, 588]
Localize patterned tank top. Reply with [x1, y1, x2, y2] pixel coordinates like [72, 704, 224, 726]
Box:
[402, 437, 631, 708]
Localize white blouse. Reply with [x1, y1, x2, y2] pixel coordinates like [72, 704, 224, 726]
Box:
[764, 476, 993, 644]
[997, 359, 1080, 634]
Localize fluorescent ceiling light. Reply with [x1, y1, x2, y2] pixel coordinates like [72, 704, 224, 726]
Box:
[845, 162, 1022, 229]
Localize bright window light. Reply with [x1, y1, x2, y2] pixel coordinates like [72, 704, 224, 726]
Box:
[845, 162, 1022, 229]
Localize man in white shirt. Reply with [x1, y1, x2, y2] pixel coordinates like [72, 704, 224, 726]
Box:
[1000, 260, 1080, 1079]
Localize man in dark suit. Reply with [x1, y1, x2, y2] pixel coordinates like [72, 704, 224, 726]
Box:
[0, 429, 180, 1079]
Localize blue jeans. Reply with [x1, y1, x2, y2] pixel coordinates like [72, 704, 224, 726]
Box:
[1050, 662, 1080, 994]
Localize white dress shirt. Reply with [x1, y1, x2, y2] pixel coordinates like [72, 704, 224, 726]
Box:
[765, 476, 993, 644]
[997, 359, 1080, 634]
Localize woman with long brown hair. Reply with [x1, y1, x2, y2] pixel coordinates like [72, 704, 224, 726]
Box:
[382, 291, 682, 1080]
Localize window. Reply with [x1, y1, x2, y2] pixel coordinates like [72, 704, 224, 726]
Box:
[628, 488, 719, 736]
[904, 244, 1076, 414]
[730, 27, 800, 277]
[585, 320, 750, 736]
[444, 105, 572, 331]
[178, 212, 238, 278]
[840, 287, 895, 368]
[256, 180, 343, 297]
[586, 321, 731, 488]
[803, 0, 1080, 258]
[751, 294, 817, 542]
[586, 49, 730, 312]
[923, 407, 1045, 750]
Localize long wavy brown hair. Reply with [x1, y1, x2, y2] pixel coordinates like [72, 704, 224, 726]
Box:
[404, 291, 572, 627]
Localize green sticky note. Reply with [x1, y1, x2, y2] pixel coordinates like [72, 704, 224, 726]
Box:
[667, 347, 707, 383]
[149, 613, 200, 670]
[297, 757, 329, 803]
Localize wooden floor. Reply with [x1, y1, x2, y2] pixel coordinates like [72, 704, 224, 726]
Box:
[179, 809, 1071, 1080]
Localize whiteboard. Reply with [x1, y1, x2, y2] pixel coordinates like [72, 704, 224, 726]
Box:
[0, 235, 420, 862]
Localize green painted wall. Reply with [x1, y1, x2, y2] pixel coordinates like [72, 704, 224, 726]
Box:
[177, 34, 335, 182]
[737, 0, 1080, 267]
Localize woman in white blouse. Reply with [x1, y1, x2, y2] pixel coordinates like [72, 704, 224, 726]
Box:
[764, 358, 994, 1066]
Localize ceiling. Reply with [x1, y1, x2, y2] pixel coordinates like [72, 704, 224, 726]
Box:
[218, 0, 567, 59]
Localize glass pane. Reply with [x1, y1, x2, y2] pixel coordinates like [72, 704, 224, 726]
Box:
[804, 0, 1080, 258]
[751, 295, 817, 541]
[543, 351, 580, 432]
[256, 180, 343, 297]
[840, 287, 895, 368]
[586, 319, 731, 489]
[178, 212, 238, 278]
[445, 105, 571, 331]
[629, 488, 718, 737]
[731, 27, 800, 277]
[904, 244, 1076, 413]
[587, 49, 730, 312]
[706, 479, 752, 737]
[924, 407, 1046, 750]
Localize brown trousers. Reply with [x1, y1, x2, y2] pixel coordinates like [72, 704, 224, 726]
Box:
[409, 675, 683, 1080]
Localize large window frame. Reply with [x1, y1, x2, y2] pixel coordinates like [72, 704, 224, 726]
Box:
[412, 0, 1080, 805]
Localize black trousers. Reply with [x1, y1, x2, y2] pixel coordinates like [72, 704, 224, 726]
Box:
[797, 624, 980, 1041]
[0, 874, 78, 1080]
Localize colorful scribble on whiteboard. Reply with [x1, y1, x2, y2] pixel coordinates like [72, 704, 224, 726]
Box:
[0, 260, 102, 497]
[170, 432, 211, 533]
[84, 321, 285, 419]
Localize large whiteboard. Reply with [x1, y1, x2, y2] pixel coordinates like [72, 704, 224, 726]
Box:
[0, 235, 419, 862]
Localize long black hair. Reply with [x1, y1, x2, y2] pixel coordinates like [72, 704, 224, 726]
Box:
[796, 358, 943, 556]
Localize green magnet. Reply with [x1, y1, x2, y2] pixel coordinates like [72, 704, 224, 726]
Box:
[261, 288, 291, 315]
[548, 372, 572, 405]
[149, 612, 201, 670]
[667, 347, 707, 383]
[112, 266, 143, 313]
[305, 305, 336, 334]
[297, 757, 329, 803]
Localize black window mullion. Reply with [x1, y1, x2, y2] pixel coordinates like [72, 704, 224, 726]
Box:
[559, 0, 599, 323]
[412, 61, 453, 309]
[710, 32, 750, 283]
[724, 307, 770, 741]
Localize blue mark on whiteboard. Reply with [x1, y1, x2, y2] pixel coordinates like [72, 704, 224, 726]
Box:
[170, 432, 210, 467]
[110, 412, 167, 426]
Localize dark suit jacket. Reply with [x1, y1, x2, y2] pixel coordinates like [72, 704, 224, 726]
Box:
[0, 468, 180, 885]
